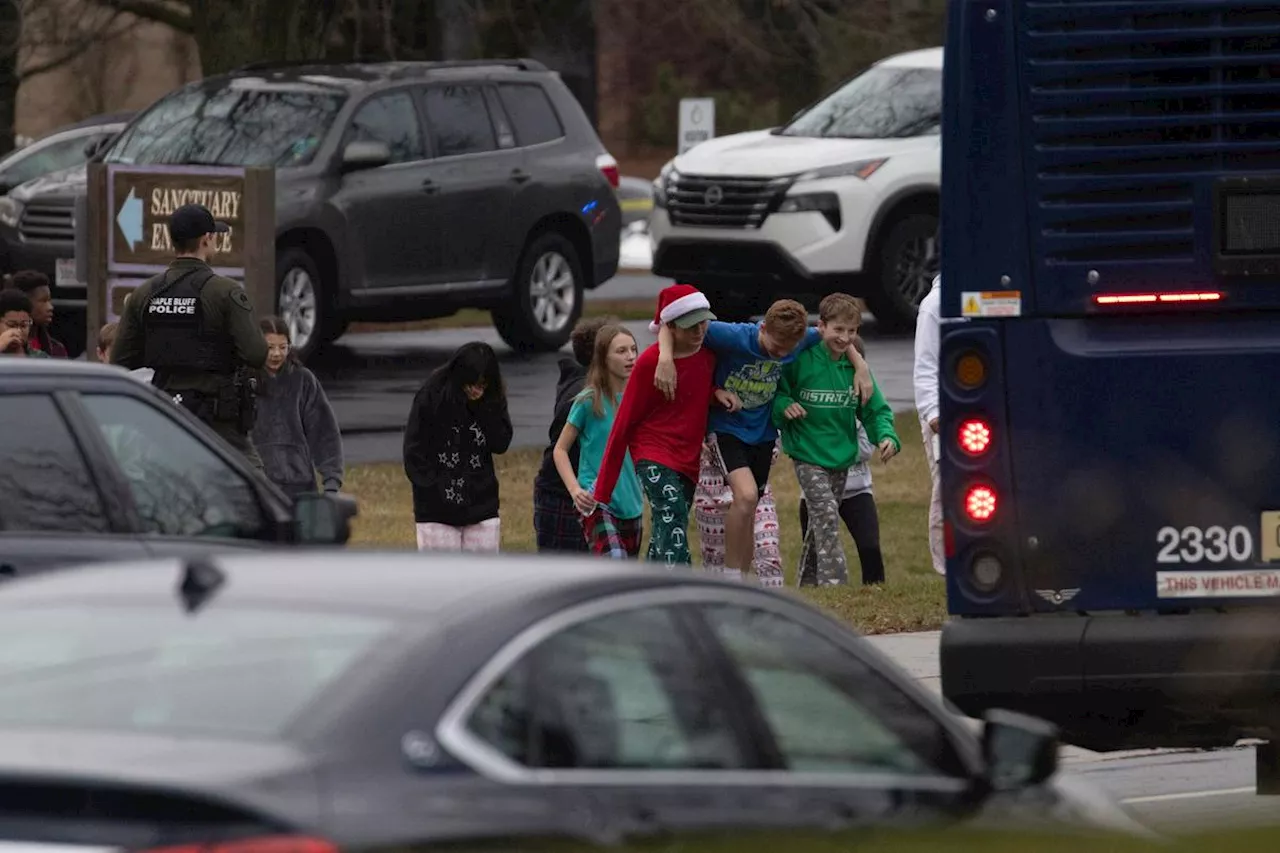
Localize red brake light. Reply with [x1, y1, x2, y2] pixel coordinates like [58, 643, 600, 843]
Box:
[964, 484, 998, 523]
[1094, 291, 1223, 306]
[596, 153, 620, 189]
[138, 836, 339, 853]
[958, 418, 992, 455]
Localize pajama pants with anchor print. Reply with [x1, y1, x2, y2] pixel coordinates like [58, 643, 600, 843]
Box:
[636, 460, 696, 566]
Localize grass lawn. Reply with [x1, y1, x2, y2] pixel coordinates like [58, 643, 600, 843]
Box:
[344, 411, 945, 635]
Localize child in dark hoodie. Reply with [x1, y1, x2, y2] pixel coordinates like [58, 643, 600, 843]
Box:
[404, 341, 513, 552]
[251, 316, 345, 498]
[532, 315, 615, 552]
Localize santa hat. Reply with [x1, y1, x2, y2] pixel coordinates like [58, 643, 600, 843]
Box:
[649, 283, 713, 333]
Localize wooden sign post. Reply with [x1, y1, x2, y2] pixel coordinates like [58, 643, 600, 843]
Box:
[85, 163, 275, 356]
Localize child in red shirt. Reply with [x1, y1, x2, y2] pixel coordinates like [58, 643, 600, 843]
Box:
[593, 284, 732, 566]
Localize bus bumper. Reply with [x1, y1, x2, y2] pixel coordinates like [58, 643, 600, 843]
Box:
[941, 613, 1280, 752]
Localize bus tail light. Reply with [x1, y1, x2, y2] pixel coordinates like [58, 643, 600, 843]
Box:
[958, 418, 992, 455]
[954, 350, 987, 390]
[1093, 291, 1223, 307]
[964, 484, 998, 523]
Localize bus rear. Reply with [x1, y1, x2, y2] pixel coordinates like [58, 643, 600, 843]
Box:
[938, 0, 1280, 758]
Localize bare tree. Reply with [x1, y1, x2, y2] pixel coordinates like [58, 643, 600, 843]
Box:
[0, 0, 141, 152]
[86, 0, 347, 74]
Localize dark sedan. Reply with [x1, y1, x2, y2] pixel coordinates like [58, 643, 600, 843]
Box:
[0, 552, 1150, 850]
[0, 359, 354, 576]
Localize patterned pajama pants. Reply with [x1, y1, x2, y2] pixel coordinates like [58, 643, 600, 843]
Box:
[583, 507, 644, 559]
[694, 435, 784, 587]
[636, 461, 695, 567]
[793, 462, 850, 585]
[415, 518, 500, 553]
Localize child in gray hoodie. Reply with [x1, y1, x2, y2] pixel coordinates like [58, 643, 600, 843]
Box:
[252, 316, 344, 498]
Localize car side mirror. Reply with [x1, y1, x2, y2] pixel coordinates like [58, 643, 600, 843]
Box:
[981, 709, 1059, 791]
[294, 492, 358, 545]
[342, 141, 391, 172]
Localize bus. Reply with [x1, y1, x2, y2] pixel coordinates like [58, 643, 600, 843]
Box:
[936, 0, 1280, 791]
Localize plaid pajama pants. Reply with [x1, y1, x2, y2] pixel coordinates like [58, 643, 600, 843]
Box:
[533, 486, 589, 553]
[583, 507, 643, 558]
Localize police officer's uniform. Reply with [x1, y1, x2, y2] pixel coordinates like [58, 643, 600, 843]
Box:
[110, 204, 268, 469]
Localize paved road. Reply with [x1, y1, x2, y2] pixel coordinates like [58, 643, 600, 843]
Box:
[316, 303, 916, 464]
[867, 632, 1280, 836]
[586, 271, 668, 301]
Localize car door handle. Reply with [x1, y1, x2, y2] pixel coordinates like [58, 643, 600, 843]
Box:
[510, 169, 532, 184]
[421, 178, 439, 195]
[0, 564, 15, 579]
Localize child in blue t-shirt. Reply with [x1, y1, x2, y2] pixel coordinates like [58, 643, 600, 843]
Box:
[656, 299, 873, 580]
[553, 324, 644, 558]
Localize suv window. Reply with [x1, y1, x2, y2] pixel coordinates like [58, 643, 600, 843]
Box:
[498, 84, 563, 147]
[0, 395, 110, 533]
[0, 133, 94, 187]
[779, 66, 941, 140]
[700, 605, 965, 777]
[466, 606, 748, 770]
[106, 85, 345, 167]
[422, 85, 497, 158]
[80, 394, 266, 540]
[344, 91, 425, 164]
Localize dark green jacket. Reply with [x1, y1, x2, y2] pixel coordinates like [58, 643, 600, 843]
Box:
[110, 257, 267, 395]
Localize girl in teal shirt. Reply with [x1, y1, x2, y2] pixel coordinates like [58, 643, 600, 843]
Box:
[553, 324, 645, 558]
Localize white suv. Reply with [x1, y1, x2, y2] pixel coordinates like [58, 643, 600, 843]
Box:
[649, 47, 941, 329]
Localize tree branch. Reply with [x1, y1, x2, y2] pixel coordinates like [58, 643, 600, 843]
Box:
[16, 7, 138, 81]
[90, 0, 193, 34]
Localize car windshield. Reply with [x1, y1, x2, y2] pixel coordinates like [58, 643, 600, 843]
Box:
[779, 65, 941, 140]
[0, 605, 394, 739]
[105, 83, 347, 168]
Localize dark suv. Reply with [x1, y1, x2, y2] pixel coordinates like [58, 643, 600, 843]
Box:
[0, 59, 621, 358]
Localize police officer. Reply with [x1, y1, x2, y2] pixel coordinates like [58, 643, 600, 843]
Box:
[111, 203, 268, 469]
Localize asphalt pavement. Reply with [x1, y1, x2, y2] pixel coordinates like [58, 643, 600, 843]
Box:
[317, 273, 915, 464]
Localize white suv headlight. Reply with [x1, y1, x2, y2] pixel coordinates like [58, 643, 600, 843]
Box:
[0, 197, 22, 229]
[798, 158, 888, 183]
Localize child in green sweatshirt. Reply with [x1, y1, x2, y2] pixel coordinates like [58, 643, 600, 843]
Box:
[773, 294, 900, 585]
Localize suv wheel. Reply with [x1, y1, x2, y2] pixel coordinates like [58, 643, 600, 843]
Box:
[276, 248, 331, 360]
[867, 212, 939, 331]
[493, 232, 584, 353]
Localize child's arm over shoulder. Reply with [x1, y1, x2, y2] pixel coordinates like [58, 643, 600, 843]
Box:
[704, 320, 757, 354]
[799, 326, 823, 351]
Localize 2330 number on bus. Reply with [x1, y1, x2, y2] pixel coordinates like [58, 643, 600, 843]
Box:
[1156, 525, 1254, 564]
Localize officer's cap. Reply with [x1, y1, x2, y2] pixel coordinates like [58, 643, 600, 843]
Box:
[168, 204, 230, 242]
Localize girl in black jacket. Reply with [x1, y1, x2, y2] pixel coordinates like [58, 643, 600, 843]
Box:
[403, 342, 513, 552]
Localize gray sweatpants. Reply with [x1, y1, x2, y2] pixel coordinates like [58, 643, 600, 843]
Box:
[794, 460, 850, 585]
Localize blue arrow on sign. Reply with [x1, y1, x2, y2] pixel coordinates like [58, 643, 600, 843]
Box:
[116, 187, 143, 251]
